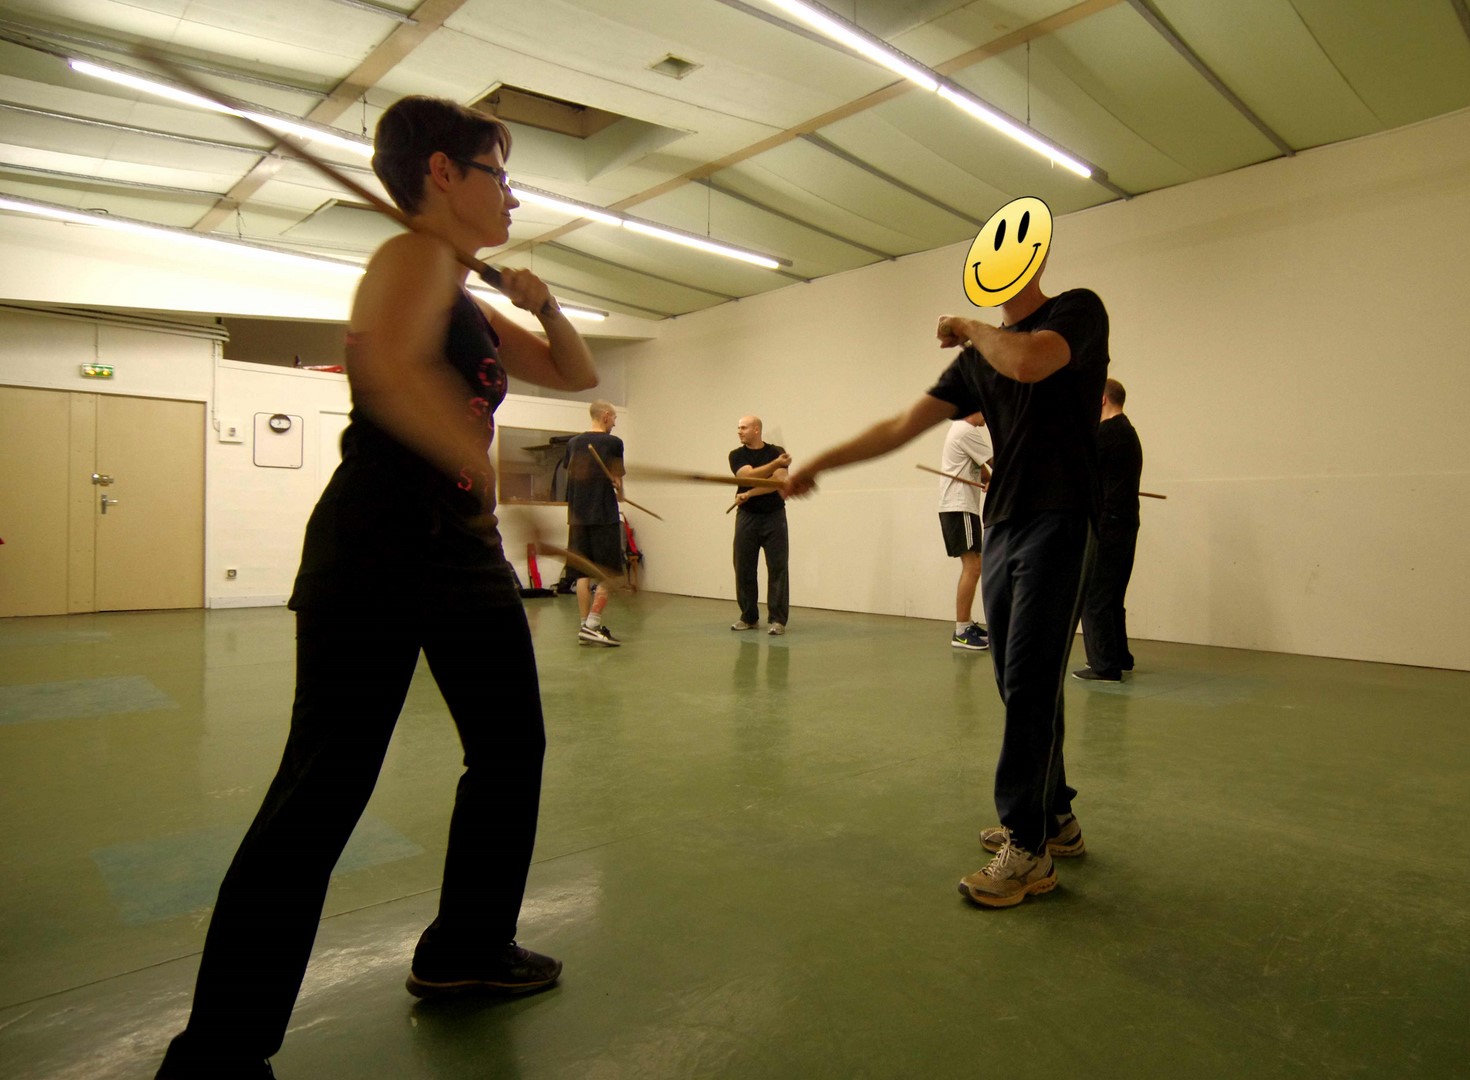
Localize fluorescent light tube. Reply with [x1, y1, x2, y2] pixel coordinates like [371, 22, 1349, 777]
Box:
[936, 85, 1092, 179]
[70, 59, 373, 159]
[0, 195, 366, 273]
[510, 187, 623, 227]
[766, 0, 938, 91]
[622, 220, 782, 269]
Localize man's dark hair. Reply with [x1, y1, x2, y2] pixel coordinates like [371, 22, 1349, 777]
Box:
[1104, 378, 1126, 407]
[372, 96, 512, 215]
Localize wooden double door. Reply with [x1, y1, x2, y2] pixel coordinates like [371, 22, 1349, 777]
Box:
[0, 386, 204, 617]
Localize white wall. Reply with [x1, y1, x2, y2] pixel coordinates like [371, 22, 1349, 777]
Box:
[205, 366, 623, 607]
[0, 308, 629, 608]
[618, 108, 1470, 671]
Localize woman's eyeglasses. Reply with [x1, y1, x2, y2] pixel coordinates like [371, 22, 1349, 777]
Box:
[455, 159, 513, 191]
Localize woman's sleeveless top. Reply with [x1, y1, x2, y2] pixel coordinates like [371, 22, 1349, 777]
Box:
[288, 290, 519, 613]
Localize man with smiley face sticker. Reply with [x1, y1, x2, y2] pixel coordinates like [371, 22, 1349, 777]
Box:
[786, 196, 1109, 908]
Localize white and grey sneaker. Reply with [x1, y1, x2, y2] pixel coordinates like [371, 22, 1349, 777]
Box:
[731, 620, 757, 631]
[767, 623, 786, 636]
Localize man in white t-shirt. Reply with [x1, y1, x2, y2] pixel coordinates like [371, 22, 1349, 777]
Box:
[937, 413, 992, 650]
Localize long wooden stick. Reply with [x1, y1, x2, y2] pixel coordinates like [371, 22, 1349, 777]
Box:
[917, 462, 1165, 500]
[625, 464, 784, 489]
[132, 46, 558, 313]
[587, 444, 663, 520]
[915, 462, 985, 489]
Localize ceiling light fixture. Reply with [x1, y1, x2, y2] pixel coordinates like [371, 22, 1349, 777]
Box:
[510, 185, 623, 227]
[68, 59, 374, 159]
[67, 54, 786, 269]
[511, 183, 787, 269]
[935, 86, 1092, 179]
[0, 194, 609, 321]
[0, 194, 366, 271]
[765, 0, 937, 91]
[754, 0, 1093, 179]
[622, 220, 783, 269]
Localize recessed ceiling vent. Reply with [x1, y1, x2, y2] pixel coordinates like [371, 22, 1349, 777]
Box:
[473, 84, 621, 139]
[649, 54, 700, 80]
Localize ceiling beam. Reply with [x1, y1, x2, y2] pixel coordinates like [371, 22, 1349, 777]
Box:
[502, 0, 1124, 260]
[543, 242, 742, 301]
[693, 178, 896, 261]
[191, 0, 470, 233]
[0, 160, 225, 200]
[0, 102, 276, 159]
[800, 133, 986, 227]
[325, 0, 419, 24]
[0, 17, 330, 99]
[1453, 0, 1470, 43]
[1124, 0, 1294, 157]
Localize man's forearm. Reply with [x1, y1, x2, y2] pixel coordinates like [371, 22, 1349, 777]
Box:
[946, 318, 1064, 384]
[804, 416, 918, 476]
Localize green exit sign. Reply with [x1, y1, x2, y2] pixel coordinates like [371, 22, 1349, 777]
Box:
[81, 364, 114, 378]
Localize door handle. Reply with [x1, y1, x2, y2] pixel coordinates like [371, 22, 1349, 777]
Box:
[92, 473, 115, 486]
[100, 494, 120, 514]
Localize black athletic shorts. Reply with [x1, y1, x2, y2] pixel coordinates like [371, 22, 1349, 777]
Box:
[939, 511, 983, 557]
[566, 523, 622, 579]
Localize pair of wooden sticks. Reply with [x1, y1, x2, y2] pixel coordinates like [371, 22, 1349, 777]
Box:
[586, 444, 663, 520]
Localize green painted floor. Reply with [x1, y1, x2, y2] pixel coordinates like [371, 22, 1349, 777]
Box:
[1, 596, 1467, 1079]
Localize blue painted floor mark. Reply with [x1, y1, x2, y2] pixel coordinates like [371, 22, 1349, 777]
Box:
[91, 815, 426, 925]
[0, 675, 177, 725]
[0, 628, 113, 649]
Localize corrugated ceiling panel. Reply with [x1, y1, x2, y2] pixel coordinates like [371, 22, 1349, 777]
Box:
[1148, 0, 1380, 150]
[10, 0, 390, 78]
[543, 220, 791, 301]
[446, 0, 903, 126]
[0, 142, 240, 194]
[1285, 0, 1470, 130]
[0, 174, 216, 224]
[704, 159, 918, 257]
[892, 0, 1101, 66]
[696, 186, 879, 280]
[1038, 5, 1281, 180]
[839, 97, 1107, 215]
[729, 138, 979, 250]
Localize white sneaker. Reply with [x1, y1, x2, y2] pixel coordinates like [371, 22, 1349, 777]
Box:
[731, 620, 757, 631]
[957, 831, 1056, 908]
[767, 623, 786, 636]
[578, 624, 621, 647]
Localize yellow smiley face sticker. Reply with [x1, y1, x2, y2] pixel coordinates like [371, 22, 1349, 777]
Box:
[962, 196, 1053, 307]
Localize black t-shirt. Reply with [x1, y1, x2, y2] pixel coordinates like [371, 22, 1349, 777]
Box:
[290, 289, 518, 613]
[928, 289, 1109, 528]
[729, 443, 786, 514]
[1097, 413, 1143, 525]
[565, 431, 624, 525]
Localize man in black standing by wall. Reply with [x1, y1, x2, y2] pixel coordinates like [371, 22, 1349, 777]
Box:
[1075, 378, 1142, 682]
[730, 415, 791, 636]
